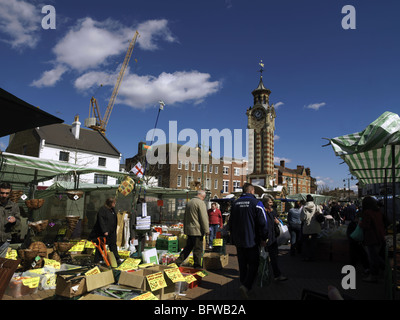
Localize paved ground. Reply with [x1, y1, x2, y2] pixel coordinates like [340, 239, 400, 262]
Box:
[3, 242, 397, 301]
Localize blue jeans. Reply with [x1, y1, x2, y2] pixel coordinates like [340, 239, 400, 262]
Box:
[209, 224, 219, 246]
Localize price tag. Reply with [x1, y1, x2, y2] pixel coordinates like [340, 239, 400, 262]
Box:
[167, 263, 178, 268]
[195, 270, 208, 278]
[164, 267, 185, 283]
[69, 240, 86, 252]
[213, 239, 223, 246]
[22, 277, 40, 288]
[5, 249, 17, 260]
[85, 266, 101, 276]
[132, 292, 158, 300]
[116, 258, 141, 271]
[44, 258, 61, 269]
[58, 227, 67, 235]
[118, 250, 130, 259]
[85, 241, 95, 249]
[184, 274, 197, 284]
[146, 272, 167, 291]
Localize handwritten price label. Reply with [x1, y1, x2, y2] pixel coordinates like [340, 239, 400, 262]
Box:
[69, 240, 86, 252]
[85, 266, 101, 276]
[184, 274, 197, 284]
[146, 272, 167, 291]
[22, 277, 40, 288]
[132, 292, 158, 300]
[116, 258, 141, 271]
[213, 239, 223, 246]
[44, 258, 60, 269]
[164, 267, 185, 283]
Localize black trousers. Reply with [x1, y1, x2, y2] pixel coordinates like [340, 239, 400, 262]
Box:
[176, 235, 204, 267]
[236, 245, 260, 291]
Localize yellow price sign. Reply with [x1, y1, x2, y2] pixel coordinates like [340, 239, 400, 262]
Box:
[213, 239, 223, 246]
[69, 240, 86, 252]
[22, 277, 40, 288]
[85, 266, 101, 276]
[195, 270, 208, 278]
[5, 249, 17, 260]
[164, 267, 185, 283]
[132, 292, 158, 300]
[44, 258, 60, 269]
[146, 272, 167, 291]
[184, 274, 197, 284]
[116, 258, 141, 271]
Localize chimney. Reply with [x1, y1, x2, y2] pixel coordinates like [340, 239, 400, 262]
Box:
[71, 115, 81, 140]
[280, 160, 285, 167]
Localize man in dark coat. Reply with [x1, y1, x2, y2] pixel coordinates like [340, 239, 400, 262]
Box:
[89, 197, 121, 264]
[229, 183, 268, 299]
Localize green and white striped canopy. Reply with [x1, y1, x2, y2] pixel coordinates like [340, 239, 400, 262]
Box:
[329, 111, 400, 186]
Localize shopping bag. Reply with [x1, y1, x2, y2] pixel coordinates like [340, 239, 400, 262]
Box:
[277, 222, 290, 246]
[257, 247, 272, 288]
[350, 223, 364, 242]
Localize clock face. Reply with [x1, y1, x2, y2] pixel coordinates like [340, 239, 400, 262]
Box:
[253, 109, 264, 120]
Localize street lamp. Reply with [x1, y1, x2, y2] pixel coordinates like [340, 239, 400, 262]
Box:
[343, 176, 355, 201]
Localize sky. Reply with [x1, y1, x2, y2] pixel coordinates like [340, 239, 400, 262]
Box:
[0, 0, 399, 192]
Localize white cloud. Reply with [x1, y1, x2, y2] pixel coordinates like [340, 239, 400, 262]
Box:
[274, 135, 280, 141]
[32, 17, 179, 87]
[75, 69, 221, 109]
[31, 65, 68, 88]
[304, 102, 326, 111]
[136, 19, 178, 51]
[0, 0, 40, 49]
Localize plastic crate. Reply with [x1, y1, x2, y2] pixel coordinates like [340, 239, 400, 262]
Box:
[156, 239, 179, 253]
[178, 267, 203, 289]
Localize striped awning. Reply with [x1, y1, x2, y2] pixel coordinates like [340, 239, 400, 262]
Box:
[329, 111, 400, 186]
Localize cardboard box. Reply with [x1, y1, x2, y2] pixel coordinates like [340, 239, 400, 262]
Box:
[118, 269, 162, 299]
[55, 266, 114, 298]
[202, 253, 229, 270]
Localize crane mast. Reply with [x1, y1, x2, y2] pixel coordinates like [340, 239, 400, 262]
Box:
[85, 30, 140, 134]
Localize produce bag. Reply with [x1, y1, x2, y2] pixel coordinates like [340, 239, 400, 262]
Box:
[257, 247, 272, 288]
[277, 221, 290, 246]
[350, 220, 364, 242]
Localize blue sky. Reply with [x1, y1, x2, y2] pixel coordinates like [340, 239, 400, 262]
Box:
[0, 0, 399, 191]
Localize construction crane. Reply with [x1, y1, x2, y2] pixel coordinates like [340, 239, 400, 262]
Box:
[85, 30, 140, 134]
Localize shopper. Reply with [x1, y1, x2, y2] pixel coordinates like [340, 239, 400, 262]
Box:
[0, 182, 21, 258]
[262, 195, 288, 281]
[359, 196, 386, 282]
[287, 201, 302, 256]
[300, 194, 322, 261]
[89, 197, 121, 264]
[175, 190, 209, 269]
[207, 202, 223, 249]
[229, 183, 268, 299]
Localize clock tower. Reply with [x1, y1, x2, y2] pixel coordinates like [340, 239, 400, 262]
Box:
[246, 62, 276, 188]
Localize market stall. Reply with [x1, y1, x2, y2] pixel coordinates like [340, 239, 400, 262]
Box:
[327, 111, 400, 299]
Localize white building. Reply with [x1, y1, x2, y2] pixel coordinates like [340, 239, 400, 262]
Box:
[7, 115, 121, 187]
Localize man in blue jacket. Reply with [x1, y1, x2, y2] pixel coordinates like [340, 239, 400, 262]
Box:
[229, 183, 268, 299]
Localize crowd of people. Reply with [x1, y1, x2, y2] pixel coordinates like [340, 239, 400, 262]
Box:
[178, 184, 389, 299]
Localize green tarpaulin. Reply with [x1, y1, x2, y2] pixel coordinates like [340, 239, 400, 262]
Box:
[328, 111, 400, 186]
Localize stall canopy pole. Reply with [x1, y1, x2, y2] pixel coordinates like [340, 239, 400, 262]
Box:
[391, 144, 397, 298]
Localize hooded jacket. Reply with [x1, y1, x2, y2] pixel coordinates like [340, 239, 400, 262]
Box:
[229, 193, 268, 248]
[300, 201, 322, 235]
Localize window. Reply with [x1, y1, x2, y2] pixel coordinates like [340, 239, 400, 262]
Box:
[214, 179, 218, 190]
[206, 178, 211, 190]
[191, 163, 195, 171]
[178, 160, 182, 169]
[158, 164, 163, 169]
[59, 151, 69, 162]
[198, 164, 201, 172]
[203, 165, 207, 173]
[187, 176, 192, 188]
[177, 175, 182, 187]
[98, 157, 106, 167]
[223, 180, 229, 193]
[185, 161, 189, 170]
[209, 165, 213, 173]
[234, 168, 240, 176]
[215, 166, 218, 174]
[233, 180, 241, 190]
[223, 166, 229, 175]
[94, 174, 108, 184]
